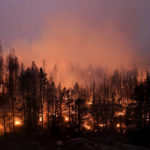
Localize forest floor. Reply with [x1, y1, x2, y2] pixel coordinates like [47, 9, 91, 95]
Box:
[0, 131, 149, 150]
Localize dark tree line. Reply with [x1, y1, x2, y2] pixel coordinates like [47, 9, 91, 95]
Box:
[0, 48, 150, 136]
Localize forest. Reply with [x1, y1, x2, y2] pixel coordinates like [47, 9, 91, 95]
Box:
[0, 45, 150, 149]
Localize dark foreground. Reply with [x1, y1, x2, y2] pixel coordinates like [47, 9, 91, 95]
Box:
[0, 131, 149, 150]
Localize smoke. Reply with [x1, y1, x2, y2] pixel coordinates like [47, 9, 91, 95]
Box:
[1, 0, 150, 86]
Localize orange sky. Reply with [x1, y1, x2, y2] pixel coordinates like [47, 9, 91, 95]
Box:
[1, 0, 150, 86]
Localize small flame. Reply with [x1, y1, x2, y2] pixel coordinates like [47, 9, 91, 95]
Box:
[116, 123, 120, 128]
[15, 118, 22, 126]
[87, 100, 92, 105]
[65, 116, 69, 122]
[99, 123, 105, 127]
[39, 116, 42, 122]
[84, 124, 91, 130]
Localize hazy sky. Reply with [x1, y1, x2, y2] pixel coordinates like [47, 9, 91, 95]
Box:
[0, 0, 150, 70]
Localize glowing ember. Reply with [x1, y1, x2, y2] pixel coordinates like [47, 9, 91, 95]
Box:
[15, 119, 22, 126]
[99, 123, 105, 127]
[39, 116, 42, 122]
[84, 124, 91, 130]
[65, 116, 69, 122]
[116, 111, 125, 116]
[116, 123, 120, 128]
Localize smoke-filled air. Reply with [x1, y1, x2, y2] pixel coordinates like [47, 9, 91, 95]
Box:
[1, 0, 150, 86]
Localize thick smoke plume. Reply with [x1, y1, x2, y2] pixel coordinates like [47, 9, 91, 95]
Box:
[1, 0, 150, 86]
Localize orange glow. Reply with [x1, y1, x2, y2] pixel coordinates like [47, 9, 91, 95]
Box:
[64, 116, 69, 122]
[0, 124, 3, 130]
[87, 94, 93, 105]
[118, 112, 124, 116]
[116, 123, 120, 128]
[15, 118, 22, 126]
[12, 13, 137, 88]
[116, 112, 124, 116]
[39, 116, 42, 122]
[83, 124, 91, 130]
[115, 110, 126, 117]
[99, 123, 105, 127]
[87, 101, 92, 105]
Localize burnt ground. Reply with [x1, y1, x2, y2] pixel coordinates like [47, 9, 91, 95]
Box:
[0, 132, 57, 150]
[0, 131, 149, 150]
